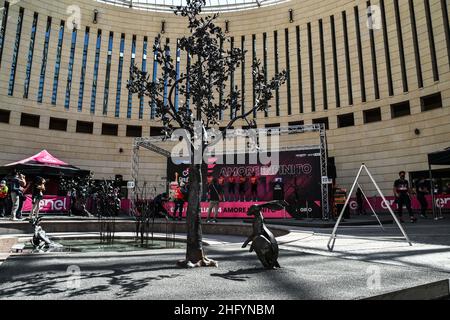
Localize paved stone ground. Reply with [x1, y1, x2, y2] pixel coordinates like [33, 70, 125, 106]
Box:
[0, 217, 449, 300]
[273, 218, 450, 273]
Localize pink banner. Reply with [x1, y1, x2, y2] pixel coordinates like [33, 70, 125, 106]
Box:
[349, 195, 450, 211]
[165, 201, 288, 219]
[121, 199, 288, 218]
[22, 195, 71, 213]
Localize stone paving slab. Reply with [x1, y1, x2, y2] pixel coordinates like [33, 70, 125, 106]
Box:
[0, 245, 448, 300]
[0, 219, 449, 300]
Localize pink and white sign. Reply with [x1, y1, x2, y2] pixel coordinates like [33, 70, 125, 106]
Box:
[165, 201, 288, 219]
[22, 195, 71, 213]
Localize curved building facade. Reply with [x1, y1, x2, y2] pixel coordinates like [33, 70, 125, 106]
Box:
[0, 0, 449, 194]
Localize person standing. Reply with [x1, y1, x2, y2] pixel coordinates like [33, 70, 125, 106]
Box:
[273, 178, 284, 201]
[218, 175, 226, 201]
[393, 171, 417, 223]
[250, 173, 259, 201]
[416, 177, 429, 219]
[31, 177, 46, 218]
[173, 183, 186, 221]
[206, 178, 222, 223]
[9, 172, 22, 221]
[153, 192, 169, 219]
[16, 174, 29, 219]
[356, 188, 366, 215]
[227, 175, 236, 202]
[0, 180, 8, 217]
[238, 174, 247, 202]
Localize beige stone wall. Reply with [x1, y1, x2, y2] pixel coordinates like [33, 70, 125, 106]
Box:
[0, 0, 449, 196]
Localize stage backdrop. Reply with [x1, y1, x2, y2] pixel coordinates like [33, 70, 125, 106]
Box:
[166, 149, 323, 219]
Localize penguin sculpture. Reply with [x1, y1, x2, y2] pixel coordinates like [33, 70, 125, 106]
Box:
[242, 201, 287, 269]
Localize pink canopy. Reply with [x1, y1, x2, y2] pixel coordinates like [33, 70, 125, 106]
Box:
[5, 150, 68, 166]
[0, 150, 89, 177]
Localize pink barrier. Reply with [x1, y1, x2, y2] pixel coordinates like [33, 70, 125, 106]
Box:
[22, 195, 71, 213]
[120, 199, 288, 218]
[165, 202, 288, 219]
[349, 195, 450, 211]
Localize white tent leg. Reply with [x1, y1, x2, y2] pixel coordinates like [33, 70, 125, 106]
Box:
[327, 165, 365, 251]
[357, 182, 385, 231]
[363, 165, 412, 246]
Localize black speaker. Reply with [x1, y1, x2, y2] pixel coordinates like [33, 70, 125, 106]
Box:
[328, 157, 337, 179]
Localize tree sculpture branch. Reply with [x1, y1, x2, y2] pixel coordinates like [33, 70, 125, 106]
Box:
[127, 0, 286, 268]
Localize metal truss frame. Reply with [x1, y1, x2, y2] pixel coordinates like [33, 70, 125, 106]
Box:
[131, 124, 330, 219]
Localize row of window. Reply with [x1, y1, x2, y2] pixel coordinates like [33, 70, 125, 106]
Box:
[0, 92, 442, 137]
[0, 109, 159, 137]
[311, 92, 443, 129]
[0, 1, 449, 119]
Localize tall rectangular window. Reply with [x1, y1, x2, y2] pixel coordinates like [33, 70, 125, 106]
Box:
[0, 1, 9, 68]
[78, 27, 90, 111]
[330, 15, 341, 108]
[342, 11, 353, 105]
[296, 26, 303, 113]
[274, 31, 280, 116]
[174, 39, 181, 112]
[319, 20, 328, 110]
[90, 29, 102, 114]
[252, 34, 256, 118]
[241, 36, 246, 116]
[354, 7, 366, 102]
[23, 12, 38, 99]
[150, 37, 159, 119]
[115, 33, 125, 117]
[102, 31, 114, 115]
[186, 50, 191, 112]
[139, 36, 148, 119]
[127, 35, 136, 119]
[380, 0, 393, 96]
[409, 0, 423, 88]
[263, 32, 268, 117]
[37, 17, 51, 103]
[307, 23, 315, 112]
[442, 0, 450, 67]
[8, 7, 24, 96]
[393, 0, 408, 93]
[285, 28, 292, 115]
[219, 38, 224, 120]
[367, 2, 379, 99]
[64, 27, 77, 109]
[424, 0, 439, 81]
[230, 36, 235, 119]
[162, 38, 170, 119]
[51, 21, 65, 104]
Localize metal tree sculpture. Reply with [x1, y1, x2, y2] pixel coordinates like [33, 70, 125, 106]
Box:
[128, 0, 287, 268]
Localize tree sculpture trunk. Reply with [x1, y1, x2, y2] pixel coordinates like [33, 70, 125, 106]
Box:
[177, 163, 217, 268]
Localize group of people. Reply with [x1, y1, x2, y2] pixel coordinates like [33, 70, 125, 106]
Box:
[393, 170, 429, 223]
[0, 172, 46, 220]
[207, 173, 260, 202]
[353, 170, 432, 223]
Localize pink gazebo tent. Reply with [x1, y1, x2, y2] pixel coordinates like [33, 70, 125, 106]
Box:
[0, 150, 90, 177]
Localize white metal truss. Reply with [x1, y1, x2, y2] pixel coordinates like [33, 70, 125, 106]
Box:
[131, 124, 330, 219]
